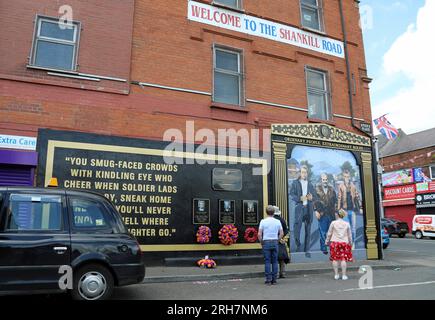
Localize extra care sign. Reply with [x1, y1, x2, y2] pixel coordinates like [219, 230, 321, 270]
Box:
[188, 1, 345, 59]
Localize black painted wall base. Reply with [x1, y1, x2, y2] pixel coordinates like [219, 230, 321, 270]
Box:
[143, 250, 264, 267]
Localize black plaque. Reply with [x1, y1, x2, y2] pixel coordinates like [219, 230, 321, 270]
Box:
[219, 200, 235, 224]
[360, 122, 372, 134]
[193, 198, 210, 224]
[243, 200, 259, 225]
[212, 168, 242, 191]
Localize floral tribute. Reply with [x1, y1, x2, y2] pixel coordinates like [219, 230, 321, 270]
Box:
[218, 224, 238, 246]
[197, 256, 217, 269]
[244, 227, 258, 243]
[196, 226, 212, 244]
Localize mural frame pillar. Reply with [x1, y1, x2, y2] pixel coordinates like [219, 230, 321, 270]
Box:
[361, 152, 379, 259]
[273, 142, 289, 225]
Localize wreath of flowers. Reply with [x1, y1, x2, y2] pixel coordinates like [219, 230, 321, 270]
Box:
[244, 227, 258, 243]
[196, 225, 212, 244]
[197, 257, 217, 269]
[218, 224, 238, 246]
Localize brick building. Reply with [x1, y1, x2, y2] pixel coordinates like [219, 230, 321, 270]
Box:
[0, 0, 381, 263]
[379, 128, 435, 229]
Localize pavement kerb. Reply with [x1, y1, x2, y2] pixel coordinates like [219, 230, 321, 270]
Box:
[142, 263, 420, 284]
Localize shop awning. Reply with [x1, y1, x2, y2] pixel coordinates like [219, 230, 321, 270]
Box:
[383, 198, 415, 207]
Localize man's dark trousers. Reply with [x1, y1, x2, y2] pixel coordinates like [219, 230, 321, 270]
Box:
[262, 240, 279, 283]
[294, 206, 312, 252]
[319, 215, 333, 253]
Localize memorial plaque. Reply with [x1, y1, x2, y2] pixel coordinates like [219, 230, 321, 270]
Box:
[243, 200, 259, 225]
[219, 200, 235, 224]
[36, 129, 266, 253]
[193, 198, 210, 224]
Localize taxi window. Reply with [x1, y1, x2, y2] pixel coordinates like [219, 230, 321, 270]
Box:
[70, 197, 110, 229]
[5, 194, 62, 231]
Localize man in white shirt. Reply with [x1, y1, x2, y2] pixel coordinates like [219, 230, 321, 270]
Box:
[258, 205, 284, 285]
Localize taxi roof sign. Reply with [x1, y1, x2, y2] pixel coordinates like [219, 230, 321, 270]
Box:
[47, 177, 59, 188]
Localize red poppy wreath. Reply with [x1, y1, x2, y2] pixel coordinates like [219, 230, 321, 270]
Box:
[244, 227, 258, 243]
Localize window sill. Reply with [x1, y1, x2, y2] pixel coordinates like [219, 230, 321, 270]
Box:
[300, 26, 326, 36]
[210, 102, 249, 113]
[307, 117, 336, 126]
[0, 73, 129, 95]
[27, 64, 78, 74]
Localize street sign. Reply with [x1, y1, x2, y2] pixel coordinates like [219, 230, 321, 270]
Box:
[360, 122, 372, 134]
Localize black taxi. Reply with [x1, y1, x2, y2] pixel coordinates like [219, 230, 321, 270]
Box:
[0, 187, 145, 300]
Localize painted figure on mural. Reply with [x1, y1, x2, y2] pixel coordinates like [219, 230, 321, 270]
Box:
[314, 173, 337, 255]
[337, 169, 361, 247]
[289, 165, 316, 258]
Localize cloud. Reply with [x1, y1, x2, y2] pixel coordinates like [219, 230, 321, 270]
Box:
[372, 0, 435, 134]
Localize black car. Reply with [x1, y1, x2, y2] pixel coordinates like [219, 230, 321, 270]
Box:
[381, 218, 409, 238]
[0, 187, 145, 300]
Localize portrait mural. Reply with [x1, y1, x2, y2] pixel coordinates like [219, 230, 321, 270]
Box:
[287, 146, 365, 260]
[272, 124, 380, 262]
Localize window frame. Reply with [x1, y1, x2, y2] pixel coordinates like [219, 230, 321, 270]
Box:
[212, 0, 243, 11]
[299, 0, 325, 33]
[3, 193, 65, 233]
[212, 45, 245, 107]
[430, 165, 435, 180]
[68, 196, 115, 233]
[29, 15, 81, 72]
[305, 66, 332, 121]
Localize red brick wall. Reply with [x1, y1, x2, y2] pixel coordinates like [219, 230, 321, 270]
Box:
[0, 0, 134, 94]
[0, 0, 373, 149]
[381, 147, 435, 176]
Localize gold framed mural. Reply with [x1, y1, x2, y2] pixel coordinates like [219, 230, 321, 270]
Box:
[271, 124, 379, 260]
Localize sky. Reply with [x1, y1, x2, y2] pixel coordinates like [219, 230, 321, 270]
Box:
[291, 145, 358, 176]
[361, 0, 434, 134]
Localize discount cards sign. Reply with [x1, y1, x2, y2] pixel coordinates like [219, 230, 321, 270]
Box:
[188, 1, 345, 59]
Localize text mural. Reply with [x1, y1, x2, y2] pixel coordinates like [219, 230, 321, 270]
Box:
[37, 130, 266, 252]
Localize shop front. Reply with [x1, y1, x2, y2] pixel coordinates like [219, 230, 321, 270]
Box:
[0, 134, 38, 186]
[271, 124, 381, 262]
[383, 184, 416, 229]
[382, 180, 435, 229]
[416, 190, 435, 215]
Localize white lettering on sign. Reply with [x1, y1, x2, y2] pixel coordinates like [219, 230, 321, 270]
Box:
[423, 194, 435, 200]
[188, 1, 345, 58]
[0, 134, 37, 150]
[384, 185, 416, 201]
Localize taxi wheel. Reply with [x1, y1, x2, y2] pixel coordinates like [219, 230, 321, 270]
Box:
[415, 231, 423, 240]
[71, 264, 114, 301]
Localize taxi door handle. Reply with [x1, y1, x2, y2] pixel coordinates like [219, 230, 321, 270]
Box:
[53, 246, 68, 254]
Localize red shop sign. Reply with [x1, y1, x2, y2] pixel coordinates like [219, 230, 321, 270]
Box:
[383, 184, 416, 201]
